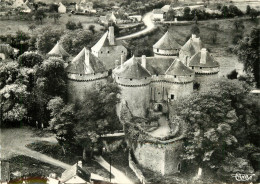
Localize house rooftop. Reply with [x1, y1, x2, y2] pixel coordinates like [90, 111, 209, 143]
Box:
[66, 47, 106, 74]
[180, 35, 203, 57]
[189, 49, 219, 68]
[60, 163, 91, 183]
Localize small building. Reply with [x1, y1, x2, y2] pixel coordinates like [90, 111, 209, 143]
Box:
[152, 9, 164, 21]
[179, 34, 203, 66]
[60, 161, 91, 184]
[153, 31, 181, 58]
[58, 2, 66, 13]
[66, 47, 108, 102]
[189, 48, 219, 91]
[91, 26, 127, 70]
[76, 1, 95, 13]
[161, 5, 170, 13]
[47, 41, 70, 60]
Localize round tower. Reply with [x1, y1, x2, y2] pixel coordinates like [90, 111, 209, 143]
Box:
[189, 48, 219, 92]
[153, 31, 181, 58]
[164, 58, 195, 101]
[113, 55, 151, 118]
[66, 47, 108, 102]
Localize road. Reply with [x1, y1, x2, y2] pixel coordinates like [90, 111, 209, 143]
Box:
[94, 155, 134, 184]
[117, 12, 155, 40]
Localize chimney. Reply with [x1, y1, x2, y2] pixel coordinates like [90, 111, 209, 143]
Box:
[78, 161, 82, 168]
[141, 55, 146, 69]
[115, 59, 120, 68]
[120, 54, 125, 68]
[191, 34, 196, 39]
[84, 48, 90, 67]
[200, 48, 207, 64]
[108, 26, 115, 45]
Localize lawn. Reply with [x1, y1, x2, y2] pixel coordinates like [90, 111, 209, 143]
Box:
[0, 13, 104, 36]
[7, 155, 64, 179]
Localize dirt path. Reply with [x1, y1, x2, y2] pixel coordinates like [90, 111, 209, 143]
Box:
[94, 156, 134, 184]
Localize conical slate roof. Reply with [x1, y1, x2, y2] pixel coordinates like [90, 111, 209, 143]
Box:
[189, 49, 219, 68]
[91, 31, 110, 52]
[66, 47, 106, 74]
[153, 31, 181, 50]
[114, 55, 151, 79]
[48, 42, 69, 57]
[181, 36, 203, 57]
[165, 58, 194, 76]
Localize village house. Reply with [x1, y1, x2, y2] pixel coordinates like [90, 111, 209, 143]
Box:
[76, 0, 96, 13]
[152, 9, 165, 21]
[58, 2, 66, 13]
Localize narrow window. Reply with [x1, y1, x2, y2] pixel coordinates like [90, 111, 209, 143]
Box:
[130, 78, 132, 81]
[177, 163, 181, 172]
[200, 67, 202, 69]
[171, 94, 174, 100]
[192, 66, 194, 69]
[157, 49, 159, 52]
[174, 75, 176, 78]
[101, 51, 103, 54]
[107, 51, 110, 54]
[145, 77, 147, 79]
[118, 77, 119, 79]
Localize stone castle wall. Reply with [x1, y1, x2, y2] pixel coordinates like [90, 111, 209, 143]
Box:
[134, 140, 183, 175]
[67, 72, 108, 102]
[153, 48, 179, 57]
[115, 77, 151, 118]
[195, 73, 219, 92]
[94, 45, 127, 70]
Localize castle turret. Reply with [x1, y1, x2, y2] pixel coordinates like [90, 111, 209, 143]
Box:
[47, 41, 69, 59]
[153, 31, 181, 58]
[164, 58, 195, 101]
[179, 34, 203, 66]
[189, 48, 219, 91]
[113, 55, 151, 117]
[66, 47, 108, 102]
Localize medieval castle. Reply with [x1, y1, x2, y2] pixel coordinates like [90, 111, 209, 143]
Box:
[47, 26, 220, 176]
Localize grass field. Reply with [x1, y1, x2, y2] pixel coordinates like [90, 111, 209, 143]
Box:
[0, 13, 104, 35]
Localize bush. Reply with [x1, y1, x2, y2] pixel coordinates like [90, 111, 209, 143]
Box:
[227, 70, 238, 79]
[65, 21, 83, 30]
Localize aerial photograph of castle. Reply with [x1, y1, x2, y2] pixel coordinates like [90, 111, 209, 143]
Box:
[0, 0, 259, 183]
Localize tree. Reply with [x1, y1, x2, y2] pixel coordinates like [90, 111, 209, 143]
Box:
[165, 8, 175, 21]
[249, 8, 258, 20]
[190, 25, 200, 37]
[88, 25, 95, 34]
[28, 24, 36, 33]
[17, 52, 43, 68]
[5, 11, 12, 20]
[172, 79, 259, 177]
[49, 13, 61, 23]
[221, 5, 230, 18]
[66, 21, 77, 30]
[0, 61, 30, 125]
[233, 19, 244, 31]
[210, 31, 217, 44]
[36, 27, 64, 54]
[183, 7, 191, 20]
[234, 27, 260, 88]
[74, 83, 121, 159]
[246, 5, 251, 15]
[60, 29, 103, 55]
[49, 3, 59, 12]
[34, 9, 46, 24]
